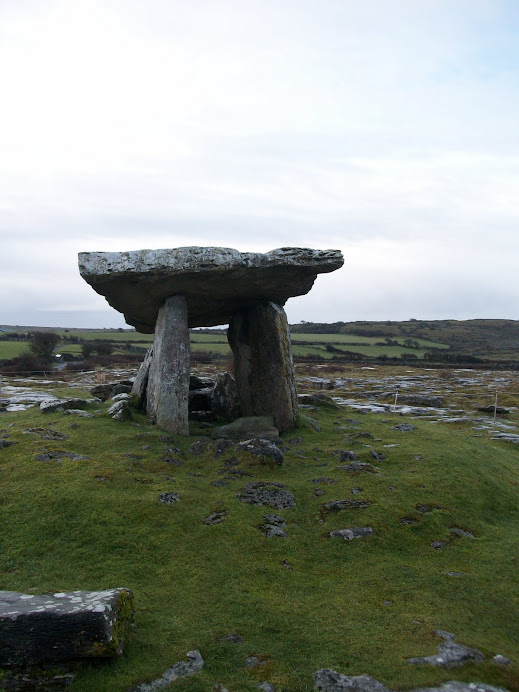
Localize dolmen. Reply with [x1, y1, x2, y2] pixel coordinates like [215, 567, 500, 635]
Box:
[79, 246, 343, 434]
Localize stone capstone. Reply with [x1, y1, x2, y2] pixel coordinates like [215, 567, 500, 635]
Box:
[78, 246, 344, 331]
[0, 588, 134, 666]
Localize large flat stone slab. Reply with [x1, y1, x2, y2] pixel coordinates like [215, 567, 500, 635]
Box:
[78, 246, 344, 331]
[0, 588, 134, 666]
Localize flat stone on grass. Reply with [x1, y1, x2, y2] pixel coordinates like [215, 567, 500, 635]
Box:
[0, 588, 134, 666]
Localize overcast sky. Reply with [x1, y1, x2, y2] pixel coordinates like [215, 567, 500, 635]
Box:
[1, 0, 518, 329]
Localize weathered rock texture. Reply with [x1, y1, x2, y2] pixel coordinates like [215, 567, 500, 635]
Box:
[0, 589, 133, 666]
[146, 296, 190, 434]
[78, 246, 344, 331]
[229, 302, 298, 431]
[80, 246, 343, 434]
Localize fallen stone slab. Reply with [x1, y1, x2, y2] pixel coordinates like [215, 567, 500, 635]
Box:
[0, 588, 134, 666]
[407, 630, 485, 667]
[129, 650, 203, 691]
[329, 527, 373, 541]
[237, 482, 296, 509]
[78, 246, 343, 331]
[212, 416, 280, 441]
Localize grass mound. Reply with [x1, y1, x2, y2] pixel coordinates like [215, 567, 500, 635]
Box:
[0, 396, 518, 691]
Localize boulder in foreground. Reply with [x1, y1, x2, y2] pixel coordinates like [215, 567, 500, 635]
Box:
[0, 588, 134, 666]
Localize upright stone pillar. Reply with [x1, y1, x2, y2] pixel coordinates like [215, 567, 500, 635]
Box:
[147, 295, 190, 434]
[228, 301, 298, 432]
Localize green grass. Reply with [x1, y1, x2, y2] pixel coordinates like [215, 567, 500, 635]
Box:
[290, 333, 449, 349]
[0, 392, 518, 691]
[0, 342, 30, 359]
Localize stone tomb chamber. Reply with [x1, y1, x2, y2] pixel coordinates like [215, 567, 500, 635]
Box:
[78, 246, 344, 434]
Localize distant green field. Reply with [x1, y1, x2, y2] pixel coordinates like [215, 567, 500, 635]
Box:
[0, 342, 29, 359]
[290, 333, 449, 349]
[0, 329, 450, 364]
[57, 330, 154, 344]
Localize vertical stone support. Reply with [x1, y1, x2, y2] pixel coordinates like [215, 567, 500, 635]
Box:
[147, 295, 190, 434]
[228, 301, 298, 432]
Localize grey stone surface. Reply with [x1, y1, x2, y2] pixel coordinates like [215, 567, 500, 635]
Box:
[0, 439, 16, 449]
[407, 631, 485, 667]
[258, 513, 287, 536]
[129, 650, 203, 691]
[108, 399, 133, 421]
[412, 683, 509, 692]
[0, 588, 133, 666]
[40, 398, 89, 413]
[314, 670, 390, 691]
[321, 499, 372, 512]
[313, 672, 510, 692]
[212, 416, 279, 440]
[258, 523, 287, 538]
[159, 492, 180, 504]
[258, 683, 277, 692]
[396, 394, 444, 407]
[146, 295, 190, 434]
[337, 451, 360, 461]
[391, 423, 416, 432]
[229, 302, 298, 432]
[131, 346, 153, 407]
[212, 371, 241, 419]
[78, 246, 343, 331]
[237, 482, 296, 509]
[336, 462, 380, 474]
[203, 510, 229, 524]
[329, 527, 373, 541]
[237, 438, 284, 465]
[35, 451, 90, 461]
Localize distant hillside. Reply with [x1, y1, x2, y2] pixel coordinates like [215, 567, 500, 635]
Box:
[290, 319, 519, 359]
